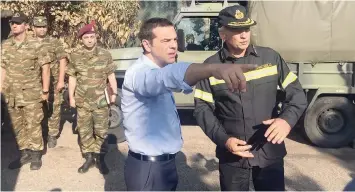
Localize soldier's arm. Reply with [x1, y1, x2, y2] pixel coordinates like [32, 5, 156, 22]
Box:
[1, 46, 7, 92]
[58, 58, 67, 86]
[0, 67, 6, 92]
[38, 46, 54, 93]
[66, 55, 77, 103]
[193, 78, 230, 149]
[42, 64, 50, 93]
[277, 52, 308, 128]
[68, 76, 76, 102]
[55, 39, 68, 89]
[108, 74, 117, 94]
[106, 53, 118, 96]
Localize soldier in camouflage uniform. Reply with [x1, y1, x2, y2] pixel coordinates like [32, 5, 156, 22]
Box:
[0, 12, 53, 170]
[32, 16, 68, 148]
[67, 21, 118, 174]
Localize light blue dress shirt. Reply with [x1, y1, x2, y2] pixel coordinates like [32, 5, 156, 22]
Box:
[121, 55, 193, 156]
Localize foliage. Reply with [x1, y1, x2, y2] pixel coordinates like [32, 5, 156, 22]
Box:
[0, 1, 141, 51]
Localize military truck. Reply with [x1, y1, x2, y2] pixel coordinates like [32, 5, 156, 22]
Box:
[110, 0, 355, 148]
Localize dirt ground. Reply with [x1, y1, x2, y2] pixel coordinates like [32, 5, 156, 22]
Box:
[1, 120, 355, 191]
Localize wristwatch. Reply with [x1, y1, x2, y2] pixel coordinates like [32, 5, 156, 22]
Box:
[42, 90, 49, 94]
[113, 92, 118, 96]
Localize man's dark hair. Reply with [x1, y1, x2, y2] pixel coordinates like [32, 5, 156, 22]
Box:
[138, 17, 174, 42]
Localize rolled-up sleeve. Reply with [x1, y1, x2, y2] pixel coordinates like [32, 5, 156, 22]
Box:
[1, 47, 8, 69]
[54, 39, 68, 60]
[66, 54, 76, 77]
[38, 45, 55, 66]
[106, 54, 116, 75]
[133, 62, 193, 97]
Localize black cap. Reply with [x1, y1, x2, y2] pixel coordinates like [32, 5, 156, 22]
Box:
[9, 11, 28, 23]
[218, 5, 256, 29]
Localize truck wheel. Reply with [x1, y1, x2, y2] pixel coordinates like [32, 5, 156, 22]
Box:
[109, 105, 123, 129]
[304, 97, 355, 148]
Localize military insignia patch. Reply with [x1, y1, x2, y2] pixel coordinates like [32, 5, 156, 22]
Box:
[235, 10, 244, 19]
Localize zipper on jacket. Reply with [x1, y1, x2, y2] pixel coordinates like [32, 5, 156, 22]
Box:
[233, 59, 247, 137]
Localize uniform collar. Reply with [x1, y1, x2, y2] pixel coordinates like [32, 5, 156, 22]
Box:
[221, 42, 258, 61]
[80, 45, 99, 56]
[10, 34, 29, 47]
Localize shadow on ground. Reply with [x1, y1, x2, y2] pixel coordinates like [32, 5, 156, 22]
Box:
[1, 93, 20, 191]
[103, 134, 127, 191]
[285, 161, 324, 191]
[1, 129, 20, 191]
[288, 123, 355, 190]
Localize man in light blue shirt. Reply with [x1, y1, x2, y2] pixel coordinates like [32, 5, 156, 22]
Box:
[121, 17, 256, 191]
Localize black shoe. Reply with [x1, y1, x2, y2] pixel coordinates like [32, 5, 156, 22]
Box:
[8, 149, 31, 170]
[78, 153, 95, 173]
[47, 136, 57, 148]
[30, 150, 43, 170]
[94, 153, 109, 175]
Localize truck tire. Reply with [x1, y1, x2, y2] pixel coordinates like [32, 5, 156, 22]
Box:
[304, 97, 355, 148]
[107, 106, 126, 143]
[109, 105, 123, 129]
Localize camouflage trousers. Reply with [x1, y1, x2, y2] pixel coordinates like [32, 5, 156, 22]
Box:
[8, 102, 44, 151]
[77, 106, 109, 154]
[47, 91, 62, 137]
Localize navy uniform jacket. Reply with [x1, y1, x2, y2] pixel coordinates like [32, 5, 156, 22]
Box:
[193, 44, 307, 168]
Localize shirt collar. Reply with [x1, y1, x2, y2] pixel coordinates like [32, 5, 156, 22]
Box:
[10, 35, 29, 47]
[221, 42, 259, 61]
[80, 45, 99, 56]
[141, 55, 160, 69]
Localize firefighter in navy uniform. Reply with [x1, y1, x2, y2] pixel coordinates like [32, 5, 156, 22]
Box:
[193, 5, 308, 191]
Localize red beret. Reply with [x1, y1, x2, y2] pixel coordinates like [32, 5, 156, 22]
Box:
[78, 20, 96, 38]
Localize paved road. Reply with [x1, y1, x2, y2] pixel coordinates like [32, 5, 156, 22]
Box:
[1, 117, 355, 191]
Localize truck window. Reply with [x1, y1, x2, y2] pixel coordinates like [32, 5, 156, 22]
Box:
[175, 17, 221, 51]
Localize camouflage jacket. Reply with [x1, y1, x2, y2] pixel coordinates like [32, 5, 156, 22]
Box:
[1, 36, 55, 107]
[37, 36, 67, 80]
[67, 46, 116, 109]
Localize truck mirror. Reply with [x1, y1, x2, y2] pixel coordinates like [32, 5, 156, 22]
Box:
[177, 29, 185, 52]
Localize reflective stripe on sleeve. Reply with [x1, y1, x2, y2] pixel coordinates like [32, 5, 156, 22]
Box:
[194, 89, 214, 103]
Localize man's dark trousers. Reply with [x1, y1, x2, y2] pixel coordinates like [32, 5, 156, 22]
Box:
[219, 160, 285, 191]
[124, 151, 178, 191]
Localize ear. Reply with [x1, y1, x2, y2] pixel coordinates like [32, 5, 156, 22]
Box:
[141, 39, 152, 53]
[219, 30, 227, 41]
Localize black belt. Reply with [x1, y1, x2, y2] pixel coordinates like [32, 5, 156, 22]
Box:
[129, 150, 176, 162]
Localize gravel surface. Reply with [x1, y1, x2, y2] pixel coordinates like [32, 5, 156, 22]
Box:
[2, 120, 355, 191]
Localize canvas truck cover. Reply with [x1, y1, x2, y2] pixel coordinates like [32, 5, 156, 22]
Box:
[248, 1, 355, 63]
